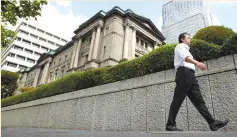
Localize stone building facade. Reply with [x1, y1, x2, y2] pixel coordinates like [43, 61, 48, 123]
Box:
[17, 6, 165, 88]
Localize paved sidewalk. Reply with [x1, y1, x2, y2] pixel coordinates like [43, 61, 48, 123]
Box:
[1, 127, 237, 137]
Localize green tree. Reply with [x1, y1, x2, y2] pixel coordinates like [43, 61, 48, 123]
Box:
[1, 70, 19, 99]
[1, 0, 47, 48]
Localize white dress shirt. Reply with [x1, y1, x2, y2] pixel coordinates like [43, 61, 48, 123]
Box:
[174, 43, 195, 71]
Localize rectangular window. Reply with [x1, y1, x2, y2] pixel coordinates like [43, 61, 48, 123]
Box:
[28, 25, 36, 30]
[20, 30, 29, 35]
[46, 32, 52, 37]
[135, 54, 139, 58]
[106, 27, 109, 35]
[85, 54, 88, 61]
[48, 41, 54, 45]
[59, 59, 61, 64]
[22, 39, 31, 45]
[27, 58, 35, 64]
[16, 55, 25, 61]
[39, 37, 46, 42]
[34, 52, 41, 56]
[25, 49, 33, 54]
[19, 65, 27, 70]
[37, 29, 44, 33]
[136, 37, 139, 44]
[32, 43, 40, 48]
[61, 66, 65, 76]
[65, 55, 67, 60]
[41, 46, 48, 51]
[55, 72, 58, 79]
[22, 23, 27, 26]
[61, 39, 67, 43]
[56, 44, 61, 47]
[67, 63, 70, 69]
[145, 43, 148, 48]
[17, 37, 21, 41]
[30, 34, 38, 39]
[61, 69, 64, 77]
[7, 62, 17, 68]
[54, 35, 60, 40]
[8, 53, 15, 57]
[103, 46, 106, 57]
[140, 40, 144, 46]
[14, 45, 23, 51]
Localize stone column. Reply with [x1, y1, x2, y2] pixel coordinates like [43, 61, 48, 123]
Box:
[39, 58, 52, 85]
[47, 73, 51, 83]
[69, 42, 78, 69]
[21, 72, 28, 87]
[123, 23, 130, 59]
[17, 72, 28, 88]
[53, 71, 56, 81]
[17, 73, 22, 85]
[73, 37, 82, 68]
[92, 25, 102, 60]
[88, 29, 96, 61]
[131, 27, 137, 59]
[33, 68, 41, 87]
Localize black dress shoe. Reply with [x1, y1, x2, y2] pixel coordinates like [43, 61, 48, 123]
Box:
[209, 119, 229, 131]
[166, 125, 183, 131]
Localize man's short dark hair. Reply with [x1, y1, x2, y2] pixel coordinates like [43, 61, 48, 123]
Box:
[178, 32, 190, 43]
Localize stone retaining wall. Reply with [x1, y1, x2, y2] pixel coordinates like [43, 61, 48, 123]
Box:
[2, 54, 237, 131]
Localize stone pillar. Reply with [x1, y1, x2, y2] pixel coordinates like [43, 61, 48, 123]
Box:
[17, 73, 22, 85]
[40, 62, 49, 85]
[123, 23, 130, 59]
[131, 27, 137, 59]
[92, 25, 102, 60]
[88, 29, 96, 61]
[33, 68, 41, 87]
[47, 73, 51, 83]
[17, 72, 28, 88]
[21, 73, 28, 87]
[39, 59, 51, 85]
[53, 71, 56, 81]
[73, 37, 82, 68]
[69, 42, 78, 69]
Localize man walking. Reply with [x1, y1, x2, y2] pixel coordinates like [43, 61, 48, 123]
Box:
[165, 32, 229, 131]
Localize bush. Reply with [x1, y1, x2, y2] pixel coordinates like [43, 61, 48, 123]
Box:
[190, 39, 220, 61]
[220, 34, 237, 56]
[193, 26, 236, 45]
[15, 87, 36, 92]
[13, 87, 36, 95]
[1, 40, 235, 107]
[118, 58, 128, 63]
[1, 67, 112, 107]
[1, 70, 19, 99]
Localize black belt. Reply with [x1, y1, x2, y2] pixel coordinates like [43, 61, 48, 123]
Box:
[178, 66, 195, 73]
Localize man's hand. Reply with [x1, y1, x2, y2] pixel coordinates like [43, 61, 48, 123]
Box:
[186, 56, 207, 70]
[196, 62, 207, 70]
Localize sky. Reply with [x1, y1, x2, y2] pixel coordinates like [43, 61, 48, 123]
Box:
[10, 0, 237, 41]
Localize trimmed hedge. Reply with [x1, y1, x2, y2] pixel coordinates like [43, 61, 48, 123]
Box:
[190, 39, 220, 61]
[1, 70, 19, 99]
[13, 87, 37, 95]
[220, 34, 237, 56]
[193, 26, 236, 45]
[1, 39, 237, 107]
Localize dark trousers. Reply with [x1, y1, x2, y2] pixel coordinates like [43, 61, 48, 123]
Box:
[166, 66, 215, 127]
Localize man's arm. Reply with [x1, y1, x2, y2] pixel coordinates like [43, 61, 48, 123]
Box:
[185, 56, 207, 70]
[177, 45, 207, 70]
